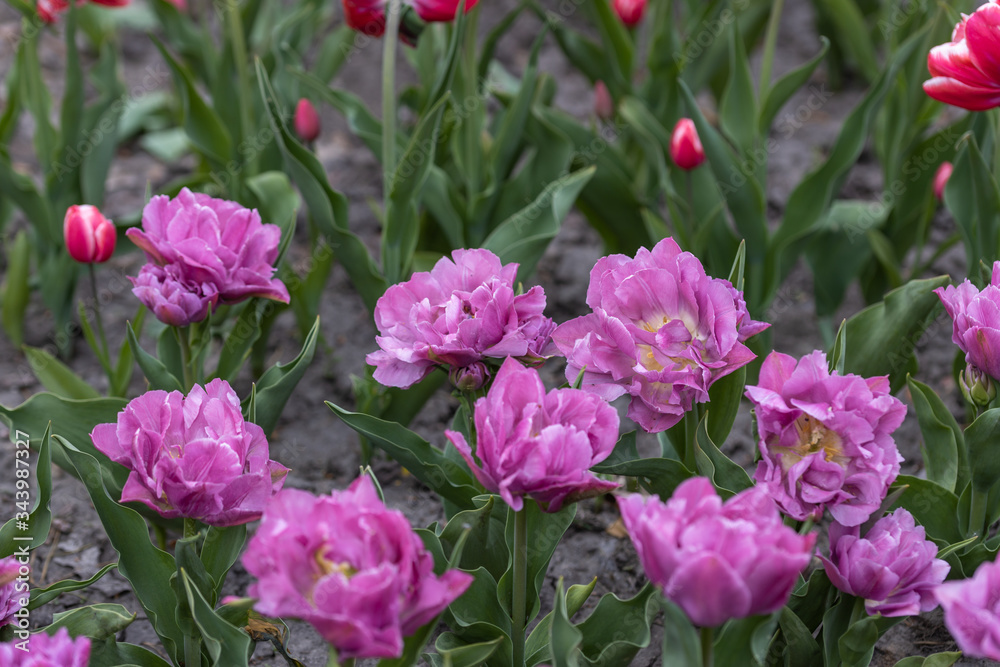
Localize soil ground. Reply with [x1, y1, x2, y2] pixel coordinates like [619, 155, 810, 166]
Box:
[0, 0, 996, 665]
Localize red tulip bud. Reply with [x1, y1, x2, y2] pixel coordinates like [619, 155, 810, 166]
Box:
[294, 99, 321, 143]
[669, 118, 705, 171]
[613, 0, 645, 26]
[594, 81, 614, 121]
[933, 161, 953, 201]
[64, 205, 116, 264]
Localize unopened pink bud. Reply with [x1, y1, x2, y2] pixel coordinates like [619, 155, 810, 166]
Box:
[294, 99, 321, 143]
[612, 0, 645, 26]
[64, 205, 116, 264]
[669, 118, 705, 171]
[594, 81, 614, 121]
[934, 161, 953, 201]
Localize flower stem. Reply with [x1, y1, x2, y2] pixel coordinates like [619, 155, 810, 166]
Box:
[184, 517, 199, 541]
[88, 264, 111, 372]
[184, 633, 201, 667]
[512, 508, 528, 667]
[381, 0, 401, 198]
[700, 626, 714, 667]
[225, 0, 255, 186]
[176, 326, 195, 392]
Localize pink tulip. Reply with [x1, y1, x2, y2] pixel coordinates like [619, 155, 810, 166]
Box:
[367, 248, 555, 389]
[64, 205, 116, 264]
[820, 509, 949, 617]
[746, 350, 905, 526]
[935, 559, 1000, 661]
[242, 477, 472, 659]
[935, 260, 1000, 382]
[924, 2, 1000, 111]
[934, 162, 953, 201]
[0, 627, 90, 666]
[127, 188, 289, 326]
[594, 81, 614, 121]
[446, 357, 620, 512]
[669, 118, 705, 171]
[619, 478, 815, 628]
[294, 99, 321, 143]
[91, 379, 288, 526]
[0, 557, 26, 629]
[551, 237, 767, 433]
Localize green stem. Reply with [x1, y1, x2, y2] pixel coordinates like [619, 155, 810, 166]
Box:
[683, 406, 699, 471]
[325, 647, 340, 667]
[512, 508, 528, 667]
[758, 0, 785, 95]
[88, 265, 112, 372]
[684, 171, 697, 249]
[798, 516, 815, 535]
[225, 0, 255, 185]
[382, 0, 401, 198]
[970, 487, 988, 539]
[184, 517, 199, 541]
[176, 327, 195, 392]
[462, 7, 481, 221]
[184, 633, 201, 667]
[700, 626, 714, 667]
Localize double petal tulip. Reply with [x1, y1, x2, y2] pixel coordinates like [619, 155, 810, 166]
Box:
[128, 188, 289, 310]
[445, 357, 620, 512]
[129, 264, 218, 328]
[367, 248, 555, 389]
[935, 559, 1000, 661]
[924, 2, 1000, 111]
[64, 205, 116, 264]
[0, 627, 90, 666]
[242, 477, 472, 659]
[820, 509, 949, 617]
[91, 379, 288, 526]
[551, 237, 767, 433]
[935, 262, 1000, 382]
[0, 557, 26, 628]
[619, 477, 816, 628]
[746, 351, 905, 526]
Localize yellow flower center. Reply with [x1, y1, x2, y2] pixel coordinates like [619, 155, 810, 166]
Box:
[315, 551, 357, 579]
[781, 416, 846, 470]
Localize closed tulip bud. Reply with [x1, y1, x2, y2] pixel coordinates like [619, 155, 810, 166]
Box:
[449, 362, 490, 393]
[669, 118, 705, 170]
[594, 81, 614, 121]
[64, 205, 116, 263]
[294, 99, 321, 143]
[961, 363, 996, 407]
[933, 162, 953, 201]
[612, 0, 644, 26]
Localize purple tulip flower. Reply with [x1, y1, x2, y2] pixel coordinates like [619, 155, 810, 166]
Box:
[127, 188, 289, 325]
[129, 264, 218, 327]
[0, 557, 26, 628]
[820, 509, 949, 616]
[242, 477, 473, 660]
[935, 261, 1000, 381]
[551, 238, 767, 433]
[367, 248, 556, 389]
[618, 477, 815, 628]
[935, 559, 1000, 661]
[746, 350, 905, 526]
[446, 357, 620, 512]
[91, 379, 288, 526]
[0, 627, 91, 666]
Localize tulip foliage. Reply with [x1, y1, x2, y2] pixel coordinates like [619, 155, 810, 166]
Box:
[5, 0, 1000, 666]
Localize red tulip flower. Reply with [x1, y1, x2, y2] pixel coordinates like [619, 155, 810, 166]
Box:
[669, 118, 706, 171]
[924, 2, 1000, 111]
[64, 205, 116, 264]
[37, 0, 128, 24]
[341, 0, 477, 38]
[613, 0, 645, 26]
[294, 99, 321, 143]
